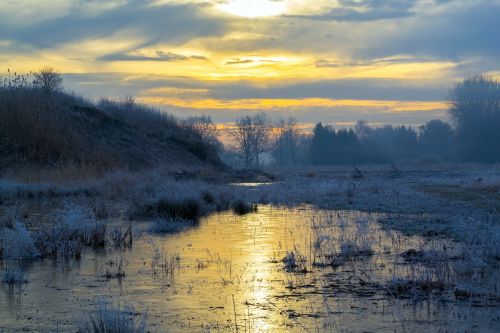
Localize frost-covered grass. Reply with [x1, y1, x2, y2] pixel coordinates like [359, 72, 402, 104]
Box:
[75, 299, 147, 333]
[34, 207, 107, 259]
[282, 249, 308, 273]
[0, 206, 110, 261]
[310, 214, 376, 267]
[1, 165, 499, 305]
[0, 222, 39, 260]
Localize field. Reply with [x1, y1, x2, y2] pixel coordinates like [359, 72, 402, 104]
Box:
[0, 164, 499, 332]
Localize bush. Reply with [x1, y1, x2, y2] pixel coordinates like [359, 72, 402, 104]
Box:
[143, 198, 201, 221]
[231, 200, 257, 215]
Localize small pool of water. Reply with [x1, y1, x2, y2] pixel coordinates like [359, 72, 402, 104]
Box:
[1, 206, 498, 332]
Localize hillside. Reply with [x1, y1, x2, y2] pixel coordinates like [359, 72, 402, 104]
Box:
[0, 87, 221, 175]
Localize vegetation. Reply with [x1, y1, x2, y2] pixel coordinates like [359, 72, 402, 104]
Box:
[231, 199, 257, 215]
[75, 299, 147, 333]
[450, 75, 500, 162]
[0, 69, 222, 177]
[229, 113, 271, 167]
[226, 75, 500, 166]
[140, 197, 202, 221]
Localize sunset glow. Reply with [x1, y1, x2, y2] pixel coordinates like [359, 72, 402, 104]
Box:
[219, 0, 287, 18]
[1, 0, 499, 127]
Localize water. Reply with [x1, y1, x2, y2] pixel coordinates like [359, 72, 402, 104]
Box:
[1, 206, 498, 332]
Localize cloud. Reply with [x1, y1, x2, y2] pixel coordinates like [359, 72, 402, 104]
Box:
[315, 60, 341, 68]
[2, 0, 498, 130]
[355, 1, 500, 60]
[315, 56, 441, 69]
[286, 0, 418, 22]
[224, 57, 281, 65]
[0, 0, 226, 49]
[100, 51, 208, 62]
[61, 72, 449, 126]
[63, 73, 448, 103]
[225, 58, 255, 65]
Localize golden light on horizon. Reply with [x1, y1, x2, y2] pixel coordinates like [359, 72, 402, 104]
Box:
[219, 0, 287, 18]
[138, 96, 448, 113]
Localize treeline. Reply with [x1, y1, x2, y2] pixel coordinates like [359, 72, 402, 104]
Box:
[308, 120, 454, 164]
[226, 75, 500, 166]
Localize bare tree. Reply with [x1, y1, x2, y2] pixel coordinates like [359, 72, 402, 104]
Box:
[273, 117, 300, 166]
[251, 113, 271, 166]
[229, 113, 271, 167]
[184, 115, 221, 149]
[33, 67, 63, 95]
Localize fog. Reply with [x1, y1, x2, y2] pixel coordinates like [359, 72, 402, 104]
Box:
[225, 75, 500, 167]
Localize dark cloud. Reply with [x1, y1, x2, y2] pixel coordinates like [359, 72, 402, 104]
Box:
[315, 56, 439, 68]
[0, 0, 225, 48]
[208, 79, 447, 101]
[357, 1, 500, 60]
[315, 60, 341, 68]
[286, 0, 417, 22]
[100, 51, 208, 62]
[62, 73, 449, 126]
[225, 58, 255, 65]
[63, 73, 447, 102]
[225, 57, 280, 65]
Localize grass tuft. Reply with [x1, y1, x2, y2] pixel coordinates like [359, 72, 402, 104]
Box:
[75, 299, 147, 333]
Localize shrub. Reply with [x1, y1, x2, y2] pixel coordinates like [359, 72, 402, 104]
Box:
[231, 200, 257, 215]
[143, 198, 201, 221]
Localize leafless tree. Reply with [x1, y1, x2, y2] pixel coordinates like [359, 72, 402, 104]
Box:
[273, 117, 300, 166]
[33, 66, 63, 95]
[184, 115, 221, 149]
[229, 113, 271, 167]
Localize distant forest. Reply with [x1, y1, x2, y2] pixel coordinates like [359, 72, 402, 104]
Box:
[226, 75, 500, 167]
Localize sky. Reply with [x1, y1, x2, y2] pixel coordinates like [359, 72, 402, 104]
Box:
[1, 0, 500, 130]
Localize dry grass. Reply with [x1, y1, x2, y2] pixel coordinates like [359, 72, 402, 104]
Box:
[0, 75, 221, 179]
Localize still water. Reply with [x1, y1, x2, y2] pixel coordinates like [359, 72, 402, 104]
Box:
[1, 206, 498, 332]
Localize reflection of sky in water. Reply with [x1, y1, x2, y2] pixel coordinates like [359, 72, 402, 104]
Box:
[0, 206, 498, 332]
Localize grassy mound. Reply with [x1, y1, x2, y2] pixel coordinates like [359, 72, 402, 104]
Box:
[0, 77, 221, 178]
